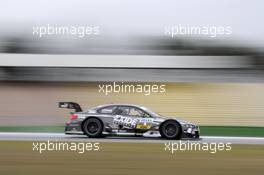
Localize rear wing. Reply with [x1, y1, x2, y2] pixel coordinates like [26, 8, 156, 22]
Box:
[58, 102, 82, 112]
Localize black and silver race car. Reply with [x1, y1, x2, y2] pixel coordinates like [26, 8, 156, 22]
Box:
[59, 102, 199, 139]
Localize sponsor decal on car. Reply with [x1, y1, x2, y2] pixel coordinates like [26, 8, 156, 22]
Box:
[113, 116, 155, 129]
[113, 115, 138, 128]
[136, 124, 151, 129]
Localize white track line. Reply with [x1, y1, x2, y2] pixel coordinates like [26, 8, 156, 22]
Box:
[0, 132, 264, 144]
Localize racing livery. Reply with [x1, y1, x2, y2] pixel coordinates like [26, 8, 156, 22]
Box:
[59, 102, 199, 140]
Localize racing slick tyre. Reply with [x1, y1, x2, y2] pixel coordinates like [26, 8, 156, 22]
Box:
[160, 120, 182, 140]
[83, 118, 103, 138]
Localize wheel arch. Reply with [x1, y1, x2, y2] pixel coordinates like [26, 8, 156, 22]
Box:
[159, 119, 182, 129]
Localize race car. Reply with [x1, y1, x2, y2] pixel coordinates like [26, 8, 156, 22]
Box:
[59, 102, 199, 139]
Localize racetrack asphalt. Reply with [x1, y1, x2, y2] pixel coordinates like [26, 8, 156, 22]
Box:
[0, 132, 264, 144]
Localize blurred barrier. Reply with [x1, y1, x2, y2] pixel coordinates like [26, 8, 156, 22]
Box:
[0, 54, 253, 68]
[1, 67, 264, 83]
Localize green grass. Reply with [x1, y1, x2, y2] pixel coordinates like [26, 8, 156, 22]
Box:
[200, 126, 264, 137]
[0, 125, 263, 137]
[0, 126, 64, 133]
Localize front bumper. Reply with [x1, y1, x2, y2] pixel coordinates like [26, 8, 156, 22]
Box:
[182, 125, 200, 139]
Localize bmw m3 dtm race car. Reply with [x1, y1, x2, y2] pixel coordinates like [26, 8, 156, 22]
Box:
[59, 102, 199, 140]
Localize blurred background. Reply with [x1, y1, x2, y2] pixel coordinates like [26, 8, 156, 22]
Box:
[1, 1, 264, 175]
[0, 0, 264, 128]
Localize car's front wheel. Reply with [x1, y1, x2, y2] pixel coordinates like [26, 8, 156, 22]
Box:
[83, 118, 103, 138]
[160, 120, 182, 140]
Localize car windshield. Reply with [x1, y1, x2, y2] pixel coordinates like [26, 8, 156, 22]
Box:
[140, 107, 161, 117]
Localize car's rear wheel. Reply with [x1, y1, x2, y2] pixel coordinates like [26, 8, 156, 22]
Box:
[160, 120, 182, 140]
[83, 118, 103, 138]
